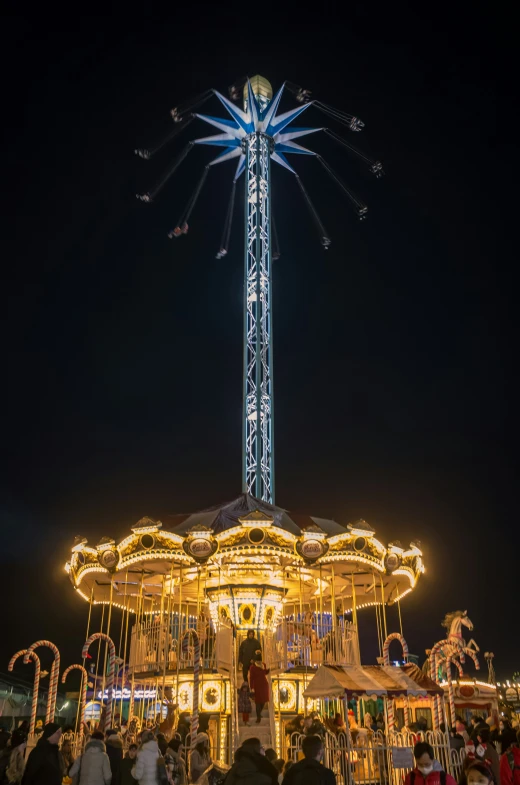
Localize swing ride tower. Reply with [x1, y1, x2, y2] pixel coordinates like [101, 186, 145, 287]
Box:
[136, 75, 380, 503]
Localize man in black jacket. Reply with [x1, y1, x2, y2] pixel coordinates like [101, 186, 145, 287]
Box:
[238, 630, 261, 683]
[22, 723, 63, 785]
[105, 729, 124, 785]
[282, 735, 336, 785]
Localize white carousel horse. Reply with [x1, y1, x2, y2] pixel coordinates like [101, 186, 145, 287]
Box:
[441, 609, 480, 652]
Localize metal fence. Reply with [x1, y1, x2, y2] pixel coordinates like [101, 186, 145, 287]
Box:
[283, 728, 460, 785]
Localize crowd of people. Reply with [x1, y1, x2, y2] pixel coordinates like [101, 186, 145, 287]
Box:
[1, 704, 520, 785]
[0, 721, 210, 785]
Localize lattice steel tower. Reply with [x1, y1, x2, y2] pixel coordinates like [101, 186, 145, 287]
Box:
[137, 75, 382, 504]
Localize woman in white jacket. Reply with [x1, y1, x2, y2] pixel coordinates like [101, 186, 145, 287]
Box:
[134, 731, 160, 785]
[69, 732, 112, 785]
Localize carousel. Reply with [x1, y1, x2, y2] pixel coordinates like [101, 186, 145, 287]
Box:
[60, 492, 425, 762]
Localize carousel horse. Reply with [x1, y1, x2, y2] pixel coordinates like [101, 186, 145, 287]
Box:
[441, 609, 479, 652]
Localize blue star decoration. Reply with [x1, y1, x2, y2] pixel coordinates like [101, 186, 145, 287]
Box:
[192, 80, 321, 179]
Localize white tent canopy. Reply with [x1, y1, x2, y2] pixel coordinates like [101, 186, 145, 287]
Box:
[303, 664, 431, 700]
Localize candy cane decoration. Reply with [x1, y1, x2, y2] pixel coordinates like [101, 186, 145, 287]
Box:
[62, 665, 88, 745]
[25, 641, 60, 723]
[383, 633, 409, 730]
[439, 654, 464, 678]
[445, 656, 456, 726]
[461, 647, 480, 671]
[83, 633, 116, 731]
[9, 650, 41, 732]
[181, 629, 200, 749]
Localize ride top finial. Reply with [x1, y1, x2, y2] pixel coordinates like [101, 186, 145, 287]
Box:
[243, 75, 273, 111]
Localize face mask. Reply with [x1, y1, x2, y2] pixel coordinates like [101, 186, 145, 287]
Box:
[418, 766, 433, 776]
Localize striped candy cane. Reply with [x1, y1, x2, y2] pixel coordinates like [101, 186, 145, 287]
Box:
[445, 656, 456, 727]
[83, 633, 116, 732]
[9, 650, 41, 733]
[181, 629, 200, 750]
[25, 641, 60, 723]
[439, 654, 464, 678]
[62, 665, 88, 745]
[383, 633, 409, 730]
[430, 639, 450, 730]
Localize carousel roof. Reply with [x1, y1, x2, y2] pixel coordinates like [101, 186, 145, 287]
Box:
[65, 491, 425, 611]
[155, 493, 348, 536]
[303, 664, 443, 699]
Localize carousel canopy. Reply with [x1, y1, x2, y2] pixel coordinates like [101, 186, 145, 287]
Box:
[158, 493, 348, 536]
[303, 664, 443, 699]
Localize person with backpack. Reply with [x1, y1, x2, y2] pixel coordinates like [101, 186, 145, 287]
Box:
[282, 734, 336, 785]
[500, 728, 520, 785]
[403, 742, 457, 785]
[69, 730, 112, 785]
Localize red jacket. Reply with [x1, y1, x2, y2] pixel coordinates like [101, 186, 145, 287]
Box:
[404, 769, 457, 785]
[501, 746, 520, 785]
[248, 662, 270, 704]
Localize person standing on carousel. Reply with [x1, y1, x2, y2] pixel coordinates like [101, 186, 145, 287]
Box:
[239, 630, 261, 683]
[248, 652, 270, 724]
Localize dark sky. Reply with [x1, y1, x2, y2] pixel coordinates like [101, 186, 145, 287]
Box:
[2, 8, 516, 680]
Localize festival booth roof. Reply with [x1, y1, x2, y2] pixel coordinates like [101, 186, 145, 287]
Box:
[303, 665, 444, 699]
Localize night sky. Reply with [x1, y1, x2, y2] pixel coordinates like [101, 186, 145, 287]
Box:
[2, 9, 516, 681]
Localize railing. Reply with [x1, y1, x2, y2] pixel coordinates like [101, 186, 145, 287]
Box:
[282, 727, 456, 785]
[265, 616, 360, 671]
[128, 614, 218, 673]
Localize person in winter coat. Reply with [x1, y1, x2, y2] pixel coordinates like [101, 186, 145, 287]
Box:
[403, 742, 457, 785]
[238, 682, 253, 726]
[105, 730, 124, 785]
[456, 719, 470, 743]
[224, 738, 278, 785]
[120, 745, 138, 785]
[164, 740, 186, 785]
[469, 727, 501, 785]
[22, 723, 63, 785]
[6, 730, 27, 785]
[497, 721, 518, 755]
[282, 735, 336, 785]
[500, 731, 520, 785]
[248, 655, 270, 724]
[239, 631, 262, 683]
[134, 730, 160, 785]
[190, 733, 211, 783]
[461, 762, 495, 785]
[470, 717, 489, 744]
[69, 732, 112, 785]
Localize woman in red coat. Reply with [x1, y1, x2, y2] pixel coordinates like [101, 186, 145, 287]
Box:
[248, 654, 270, 723]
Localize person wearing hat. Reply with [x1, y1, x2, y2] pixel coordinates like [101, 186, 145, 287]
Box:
[189, 733, 211, 783]
[21, 723, 62, 785]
